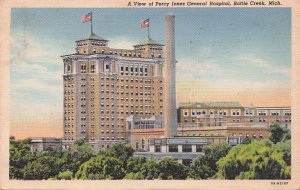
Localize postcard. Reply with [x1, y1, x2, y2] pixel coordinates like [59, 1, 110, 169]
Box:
[0, 0, 299, 189]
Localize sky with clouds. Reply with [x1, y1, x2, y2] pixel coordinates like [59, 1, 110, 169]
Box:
[10, 8, 291, 138]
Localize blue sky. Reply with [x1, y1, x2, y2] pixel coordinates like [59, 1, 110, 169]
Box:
[10, 8, 291, 138]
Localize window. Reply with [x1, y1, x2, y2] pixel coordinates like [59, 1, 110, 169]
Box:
[142, 139, 145, 149]
[80, 63, 86, 73]
[258, 110, 267, 116]
[271, 111, 280, 116]
[105, 64, 110, 71]
[183, 110, 188, 116]
[67, 64, 71, 72]
[168, 145, 178, 152]
[182, 145, 192, 152]
[284, 111, 291, 116]
[91, 64, 95, 73]
[155, 145, 161, 152]
[191, 111, 196, 116]
[232, 109, 240, 116]
[196, 145, 203, 152]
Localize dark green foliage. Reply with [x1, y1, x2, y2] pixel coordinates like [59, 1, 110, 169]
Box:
[281, 130, 291, 142]
[157, 157, 189, 180]
[9, 134, 291, 180]
[203, 143, 231, 172]
[124, 156, 160, 180]
[75, 155, 125, 179]
[23, 155, 64, 180]
[9, 137, 35, 179]
[216, 140, 291, 179]
[126, 156, 147, 174]
[142, 156, 160, 179]
[61, 139, 95, 175]
[189, 143, 230, 179]
[189, 156, 214, 179]
[101, 143, 134, 164]
[276, 140, 291, 165]
[241, 137, 252, 144]
[269, 123, 289, 144]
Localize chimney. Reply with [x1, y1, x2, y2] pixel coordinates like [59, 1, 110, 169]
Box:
[163, 14, 177, 138]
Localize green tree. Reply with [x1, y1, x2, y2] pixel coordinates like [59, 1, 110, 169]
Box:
[126, 156, 147, 174]
[269, 123, 288, 144]
[276, 140, 291, 165]
[101, 143, 134, 163]
[61, 139, 95, 175]
[158, 157, 189, 180]
[189, 156, 214, 179]
[9, 137, 35, 179]
[189, 143, 230, 179]
[23, 155, 64, 180]
[142, 156, 159, 180]
[75, 154, 125, 180]
[281, 130, 291, 142]
[216, 140, 290, 179]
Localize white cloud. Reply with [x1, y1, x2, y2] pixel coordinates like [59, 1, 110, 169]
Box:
[109, 37, 138, 50]
[13, 78, 60, 93]
[239, 55, 290, 75]
[176, 58, 220, 81]
[10, 33, 63, 116]
[239, 55, 270, 67]
[175, 53, 291, 99]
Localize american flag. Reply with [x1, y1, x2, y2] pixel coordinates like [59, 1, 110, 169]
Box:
[81, 12, 92, 23]
[140, 19, 149, 28]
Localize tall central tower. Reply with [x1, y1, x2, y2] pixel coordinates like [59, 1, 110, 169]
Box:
[163, 14, 177, 138]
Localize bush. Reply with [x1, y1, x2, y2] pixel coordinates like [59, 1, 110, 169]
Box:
[57, 170, 73, 180]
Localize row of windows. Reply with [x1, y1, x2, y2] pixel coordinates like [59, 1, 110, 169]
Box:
[65, 103, 162, 109]
[91, 49, 162, 58]
[120, 66, 148, 73]
[65, 84, 74, 88]
[100, 83, 156, 90]
[182, 117, 291, 123]
[99, 107, 157, 114]
[101, 136, 124, 140]
[99, 91, 160, 98]
[154, 144, 203, 153]
[100, 130, 124, 134]
[184, 110, 291, 117]
[100, 77, 161, 83]
[64, 123, 74, 127]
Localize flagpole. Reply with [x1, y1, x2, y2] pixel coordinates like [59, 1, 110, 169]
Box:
[91, 12, 93, 34]
[148, 18, 150, 39]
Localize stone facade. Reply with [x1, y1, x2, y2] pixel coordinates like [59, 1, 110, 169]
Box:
[30, 137, 62, 152]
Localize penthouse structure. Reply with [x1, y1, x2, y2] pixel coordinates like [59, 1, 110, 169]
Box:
[62, 31, 165, 147]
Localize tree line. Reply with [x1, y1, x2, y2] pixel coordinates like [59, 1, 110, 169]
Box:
[9, 123, 291, 180]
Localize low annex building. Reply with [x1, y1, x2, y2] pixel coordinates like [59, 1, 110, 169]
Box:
[127, 101, 291, 151]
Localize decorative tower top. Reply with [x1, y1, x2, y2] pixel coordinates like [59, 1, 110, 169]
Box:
[75, 32, 109, 55]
